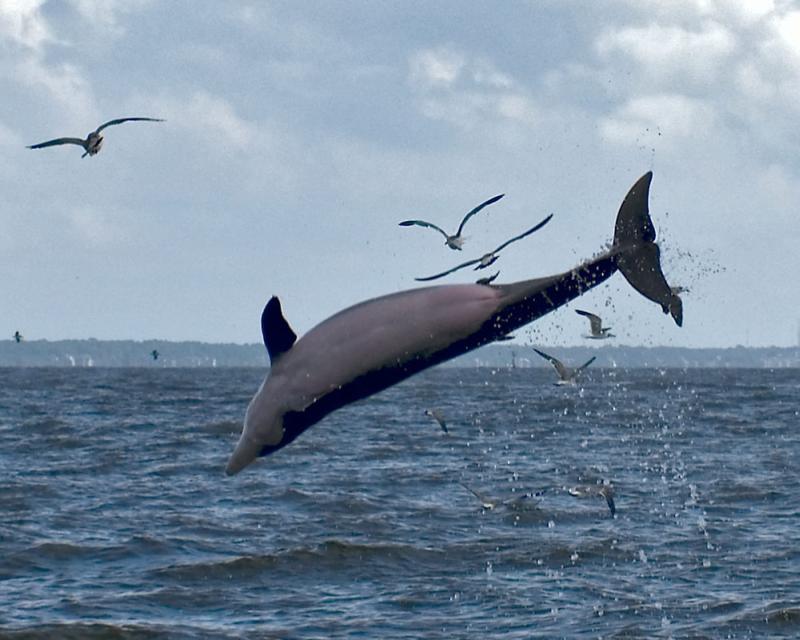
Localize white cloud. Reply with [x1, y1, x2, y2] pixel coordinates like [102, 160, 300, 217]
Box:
[16, 56, 97, 122]
[155, 91, 259, 151]
[771, 9, 800, 58]
[596, 21, 736, 83]
[0, 2, 98, 124]
[67, 206, 125, 248]
[0, 0, 52, 50]
[755, 163, 800, 217]
[0, 119, 21, 147]
[408, 47, 540, 134]
[609, 0, 775, 25]
[409, 47, 465, 88]
[63, 0, 152, 38]
[600, 93, 714, 145]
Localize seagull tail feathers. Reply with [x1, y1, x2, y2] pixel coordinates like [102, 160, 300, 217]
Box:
[612, 172, 683, 327]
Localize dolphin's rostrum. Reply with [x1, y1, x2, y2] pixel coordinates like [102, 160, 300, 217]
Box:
[226, 172, 683, 475]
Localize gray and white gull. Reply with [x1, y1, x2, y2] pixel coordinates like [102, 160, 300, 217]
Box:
[399, 194, 504, 250]
[28, 117, 164, 157]
[415, 214, 553, 282]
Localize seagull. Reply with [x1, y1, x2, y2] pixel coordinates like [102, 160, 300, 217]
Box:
[27, 117, 165, 157]
[415, 214, 553, 282]
[150, 349, 159, 361]
[533, 348, 596, 385]
[13, 331, 23, 343]
[399, 193, 504, 250]
[575, 309, 615, 339]
[476, 271, 500, 285]
[661, 285, 689, 313]
[459, 483, 539, 511]
[424, 408, 448, 433]
[568, 483, 616, 517]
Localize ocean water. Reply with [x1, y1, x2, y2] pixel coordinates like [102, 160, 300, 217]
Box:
[0, 366, 798, 639]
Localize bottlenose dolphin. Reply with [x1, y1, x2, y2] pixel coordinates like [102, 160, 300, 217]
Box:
[226, 171, 682, 475]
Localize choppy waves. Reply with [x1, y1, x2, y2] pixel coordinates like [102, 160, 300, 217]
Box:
[0, 367, 798, 638]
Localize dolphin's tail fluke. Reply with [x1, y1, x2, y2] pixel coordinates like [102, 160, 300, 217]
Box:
[612, 172, 683, 326]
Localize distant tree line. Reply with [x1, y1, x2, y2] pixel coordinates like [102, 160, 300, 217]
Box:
[1, 340, 798, 368]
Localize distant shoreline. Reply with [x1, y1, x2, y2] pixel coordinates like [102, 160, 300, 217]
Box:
[2, 340, 798, 368]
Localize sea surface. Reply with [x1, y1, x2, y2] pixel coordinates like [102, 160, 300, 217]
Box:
[0, 366, 798, 639]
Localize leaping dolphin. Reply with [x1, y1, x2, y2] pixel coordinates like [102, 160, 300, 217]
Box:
[226, 172, 683, 475]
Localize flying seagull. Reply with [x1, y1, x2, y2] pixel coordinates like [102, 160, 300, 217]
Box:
[575, 309, 615, 339]
[459, 483, 539, 511]
[476, 271, 500, 285]
[533, 348, 596, 385]
[415, 214, 553, 282]
[568, 484, 616, 517]
[399, 193, 504, 251]
[27, 117, 165, 157]
[13, 331, 23, 343]
[424, 408, 448, 433]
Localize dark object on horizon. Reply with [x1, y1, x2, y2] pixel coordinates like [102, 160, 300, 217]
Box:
[568, 484, 616, 517]
[151, 349, 159, 361]
[399, 193, 504, 251]
[476, 271, 500, 285]
[13, 331, 23, 343]
[575, 309, 615, 339]
[424, 408, 448, 433]
[226, 172, 683, 475]
[415, 214, 553, 282]
[533, 347, 595, 384]
[27, 117, 165, 158]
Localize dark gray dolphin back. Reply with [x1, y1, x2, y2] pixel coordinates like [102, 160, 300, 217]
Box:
[261, 297, 297, 363]
[612, 172, 683, 326]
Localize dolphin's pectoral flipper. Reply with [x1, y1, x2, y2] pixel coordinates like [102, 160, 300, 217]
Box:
[261, 297, 298, 363]
[611, 172, 683, 326]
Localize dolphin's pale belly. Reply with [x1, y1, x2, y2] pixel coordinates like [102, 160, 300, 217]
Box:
[272, 284, 502, 411]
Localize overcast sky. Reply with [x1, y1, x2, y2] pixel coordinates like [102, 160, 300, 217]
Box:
[1, 0, 798, 348]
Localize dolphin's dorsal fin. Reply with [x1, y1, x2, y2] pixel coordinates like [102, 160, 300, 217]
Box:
[261, 296, 297, 363]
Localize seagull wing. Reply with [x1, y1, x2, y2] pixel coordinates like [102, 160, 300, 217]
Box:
[456, 193, 504, 235]
[476, 271, 500, 285]
[414, 257, 481, 281]
[533, 348, 569, 379]
[430, 409, 448, 432]
[576, 356, 596, 373]
[398, 219, 450, 240]
[491, 213, 553, 253]
[27, 137, 87, 150]
[575, 309, 602, 334]
[459, 483, 493, 507]
[95, 117, 165, 133]
[604, 491, 616, 517]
